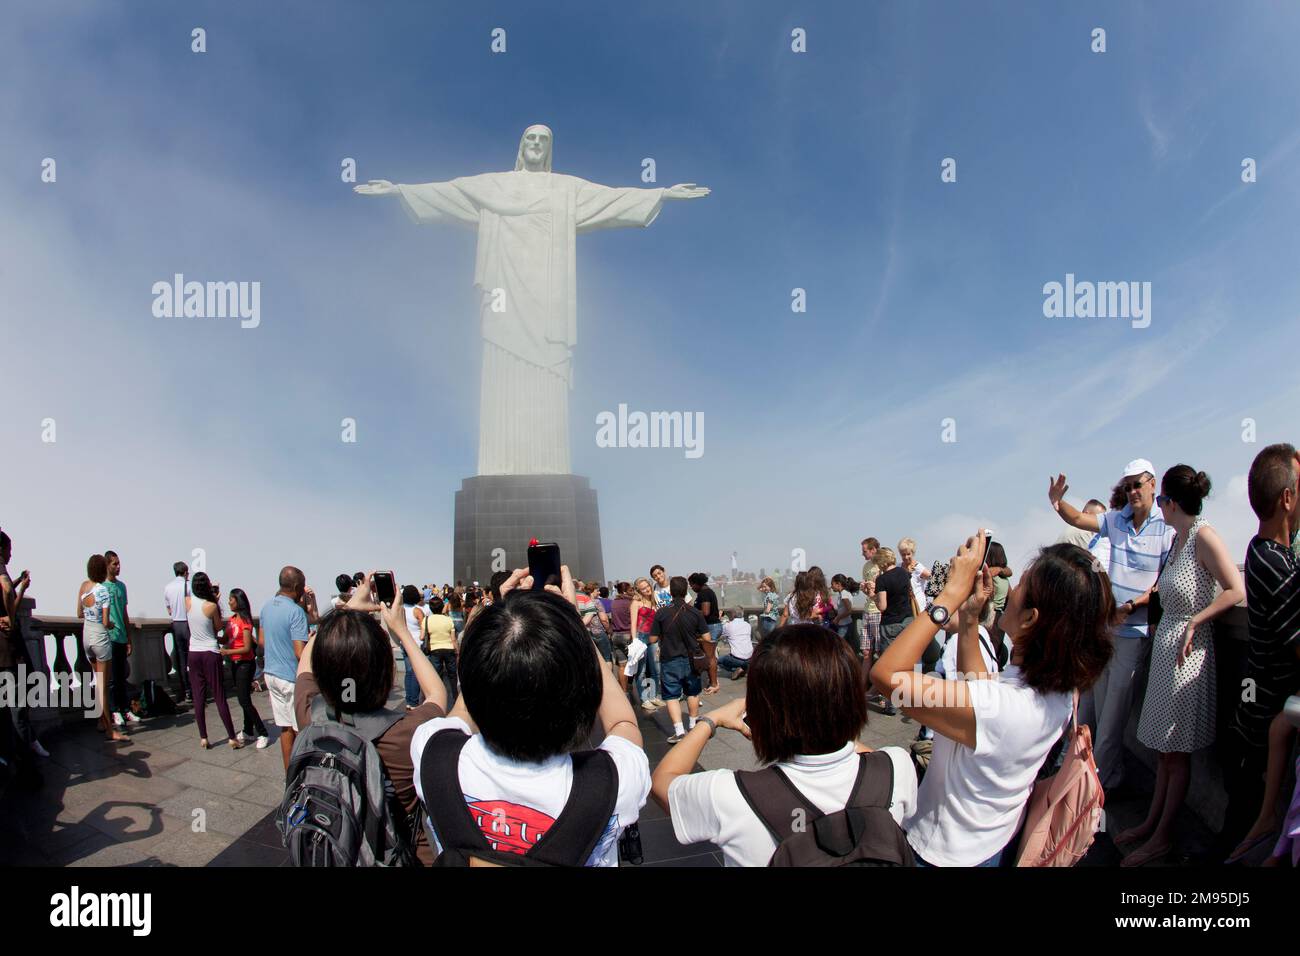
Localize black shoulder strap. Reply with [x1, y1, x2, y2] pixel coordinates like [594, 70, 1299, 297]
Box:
[419, 729, 490, 857]
[733, 765, 823, 842]
[525, 749, 619, 866]
[846, 750, 894, 810]
[420, 732, 619, 866]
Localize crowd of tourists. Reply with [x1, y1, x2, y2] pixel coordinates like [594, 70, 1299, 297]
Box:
[1, 444, 1297, 868]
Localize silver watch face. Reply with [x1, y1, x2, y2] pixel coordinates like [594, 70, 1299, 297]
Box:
[928, 604, 949, 625]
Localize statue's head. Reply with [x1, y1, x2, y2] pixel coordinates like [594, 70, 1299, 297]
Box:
[515, 125, 553, 172]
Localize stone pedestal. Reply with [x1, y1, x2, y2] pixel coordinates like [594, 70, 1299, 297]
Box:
[453, 475, 605, 586]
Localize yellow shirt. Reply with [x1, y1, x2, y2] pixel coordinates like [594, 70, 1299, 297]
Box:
[423, 613, 456, 652]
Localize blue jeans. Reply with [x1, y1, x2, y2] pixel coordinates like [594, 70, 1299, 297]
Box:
[635, 635, 659, 694]
[429, 649, 458, 708]
[915, 847, 1003, 867]
[718, 653, 750, 673]
[759, 617, 779, 640]
[402, 654, 420, 707]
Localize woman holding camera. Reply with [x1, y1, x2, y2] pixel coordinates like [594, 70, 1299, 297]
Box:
[871, 533, 1113, 866]
[186, 572, 242, 750]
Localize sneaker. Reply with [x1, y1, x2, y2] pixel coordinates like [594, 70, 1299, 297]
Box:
[112, 713, 125, 727]
[255, 735, 269, 750]
[640, 699, 659, 713]
[124, 712, 142, 724]
[31, 740, 50, 758]
[236, 732, 248, 744]
[667, 732, 686, 743]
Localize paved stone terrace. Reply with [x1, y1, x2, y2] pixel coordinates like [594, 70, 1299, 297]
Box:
[0, 663, 1216, 867]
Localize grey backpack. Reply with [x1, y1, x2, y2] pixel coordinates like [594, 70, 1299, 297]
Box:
[277, 697, 416, 866]
[734, 750, 915, 867]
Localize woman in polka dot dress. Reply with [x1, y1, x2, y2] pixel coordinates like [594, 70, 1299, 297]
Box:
[1118, 465, 1245, 867]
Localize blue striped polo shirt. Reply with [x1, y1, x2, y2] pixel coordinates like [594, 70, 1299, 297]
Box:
[1095, 505, 1175, 638]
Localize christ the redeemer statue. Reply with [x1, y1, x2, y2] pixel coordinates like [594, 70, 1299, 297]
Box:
[356, 125, 709, 476]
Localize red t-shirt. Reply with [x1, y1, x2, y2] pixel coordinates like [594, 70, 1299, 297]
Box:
[226, 617, 255, 662]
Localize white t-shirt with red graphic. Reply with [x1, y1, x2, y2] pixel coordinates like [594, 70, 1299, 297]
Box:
[409, 716, 651, 866]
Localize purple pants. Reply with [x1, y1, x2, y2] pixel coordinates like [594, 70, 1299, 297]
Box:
[188, 650, 236, 741]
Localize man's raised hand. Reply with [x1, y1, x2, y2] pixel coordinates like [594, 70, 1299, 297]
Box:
[1048, 474, 1069, 511]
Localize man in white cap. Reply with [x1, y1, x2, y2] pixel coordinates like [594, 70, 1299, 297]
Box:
[1048, 459, 1175, 791]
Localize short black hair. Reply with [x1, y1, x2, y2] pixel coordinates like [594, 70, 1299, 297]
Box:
[687, 572, 707, 588]
[488, 570, 511, 603]
[335, 573, 354, 594]
[402, 584, 420, 606]
[669, 575, 689, 600]
[747, 624, 867, 764]
[173, 562, 188, 577]
[429, 596, 445, 614]
[1249, 443, 1298, 520]
[650, 564, 665, 576]
[458, 590, 601, 762]
[312, 610, 394, 713]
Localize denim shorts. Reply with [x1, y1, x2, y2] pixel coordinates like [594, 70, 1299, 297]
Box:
[609, 632, 631, 664]
[659, 655, 701, 701]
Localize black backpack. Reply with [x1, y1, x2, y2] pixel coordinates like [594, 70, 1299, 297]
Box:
[277, 697, 416, 866]
[734, 750, 915, 867]
[420, 728, 619, 867]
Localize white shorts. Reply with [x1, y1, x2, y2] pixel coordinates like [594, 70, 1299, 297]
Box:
[265, 674, 298, 730]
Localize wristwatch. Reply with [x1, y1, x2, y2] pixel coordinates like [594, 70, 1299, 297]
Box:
[696, 717, 716, 737]
[927, 603, 951, 627]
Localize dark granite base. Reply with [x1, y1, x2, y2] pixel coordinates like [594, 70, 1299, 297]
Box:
[452, 474, 605, 585]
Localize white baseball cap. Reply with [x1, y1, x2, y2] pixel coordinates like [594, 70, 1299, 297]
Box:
[1123, 458, 1155, 479]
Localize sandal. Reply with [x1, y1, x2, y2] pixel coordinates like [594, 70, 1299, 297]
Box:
[1113, 827, 1150, 849]
[1121, 841, 1171, 868]
[1225, 831, 1276, 865]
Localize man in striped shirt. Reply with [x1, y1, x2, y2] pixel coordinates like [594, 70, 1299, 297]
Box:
[1049, 458, 1174, 790]
[1215, 443, 1300, 859]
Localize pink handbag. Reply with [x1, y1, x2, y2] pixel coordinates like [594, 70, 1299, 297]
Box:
[1015, 693, 1105, 867]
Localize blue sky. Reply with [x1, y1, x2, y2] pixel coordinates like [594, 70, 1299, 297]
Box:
[4, 1, 1300, 615]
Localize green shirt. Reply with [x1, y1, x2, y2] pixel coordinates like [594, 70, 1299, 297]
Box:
[104, 579, 129, 644]
[992, 574, 1011, 612]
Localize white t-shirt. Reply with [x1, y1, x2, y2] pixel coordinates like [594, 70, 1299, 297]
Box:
[409, 716, 650, 867]
[936, 626, 999, 680]
[836, 590, 855, 625]
[908, 564, 929, 611]
[721, 618, 753, 659]
[904, 665, 1071, 866]
[668, 742, 918, 867]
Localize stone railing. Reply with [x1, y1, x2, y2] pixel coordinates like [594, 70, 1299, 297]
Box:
[16, 600, 255, 725]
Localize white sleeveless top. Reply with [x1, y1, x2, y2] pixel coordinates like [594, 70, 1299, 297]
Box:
[187, 597, 220, 653]
[404, 605, 422, 645]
